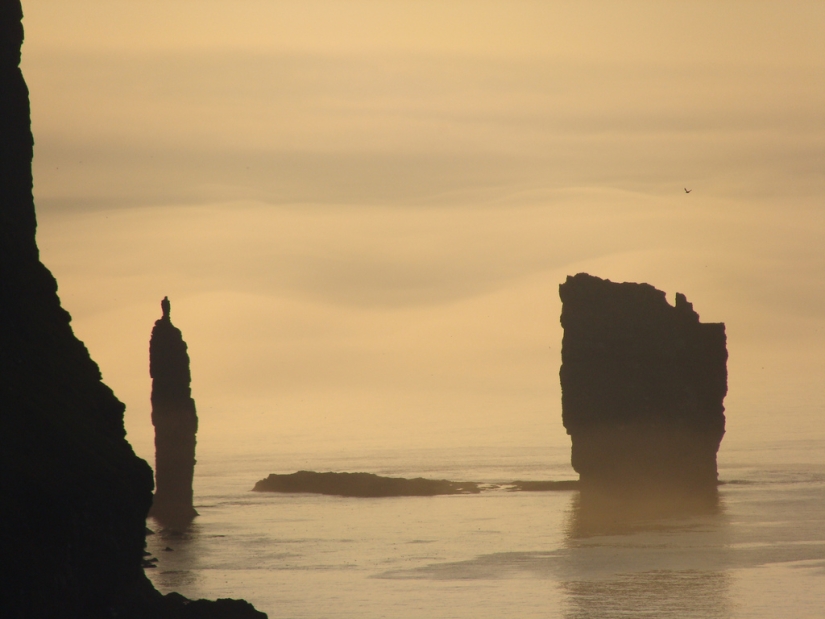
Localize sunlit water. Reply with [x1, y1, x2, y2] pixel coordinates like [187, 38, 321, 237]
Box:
[144, 440, 825, 618]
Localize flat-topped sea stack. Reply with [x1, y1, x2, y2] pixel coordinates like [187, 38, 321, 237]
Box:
[559, 273, 727, 493]
[149, 297, 199, 525]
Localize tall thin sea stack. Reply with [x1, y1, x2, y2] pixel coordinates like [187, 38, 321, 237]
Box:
[559, 273, 727, 492]
[149, 297, 199, 524]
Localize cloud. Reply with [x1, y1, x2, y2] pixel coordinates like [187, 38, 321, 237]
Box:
[25, 50, 825, 214]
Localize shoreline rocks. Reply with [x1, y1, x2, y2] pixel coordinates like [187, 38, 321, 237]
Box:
[253, 471, 581, 497]
[253, 471, 481, 497]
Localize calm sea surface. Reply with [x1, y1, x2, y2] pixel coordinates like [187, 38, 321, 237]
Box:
[145, 439, 825, 618]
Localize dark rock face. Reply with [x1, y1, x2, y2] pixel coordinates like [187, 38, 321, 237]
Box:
[159, 593, 267, 619]
[0, 5, 264, 616]
[149, 297, 198, 526]
[254, 471, 481, 497]
[1, 4, 152, 614]
[559, 273, 727, 492]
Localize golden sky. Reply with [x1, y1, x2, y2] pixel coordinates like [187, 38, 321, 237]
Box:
[21, 1, 825, 462]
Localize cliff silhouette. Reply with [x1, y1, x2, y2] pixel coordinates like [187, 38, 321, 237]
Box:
[559, 273, 727, 493]
[149, 297, 199, 526]
[0, 4, 263, 616]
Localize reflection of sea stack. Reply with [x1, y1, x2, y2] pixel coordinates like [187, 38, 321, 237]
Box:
[559, 273, 727, 492]
[149, 297, 199, 524]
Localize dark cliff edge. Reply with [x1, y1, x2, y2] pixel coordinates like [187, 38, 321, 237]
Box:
[149, 297, 199, 527]
[559, 273, 727, 500]
[254, 471, 481, 497]
[0, 4, 264, 616]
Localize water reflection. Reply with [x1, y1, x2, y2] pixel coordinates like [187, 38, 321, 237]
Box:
[561, 488, 732, 618]
[144, 517, 204, 591]
[567, 486, 721, 538]
[562, 570, 732, 619]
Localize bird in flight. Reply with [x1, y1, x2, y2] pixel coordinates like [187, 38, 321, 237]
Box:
[684, 188, 692, 193]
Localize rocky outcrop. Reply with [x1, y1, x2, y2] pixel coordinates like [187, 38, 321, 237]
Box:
[149, 297, 198, 526]
[254, 471, 481, 496]
[0, 4, 264, 616]
[506, 480, 579, 492]
[559, 273, 727, 492]
[254, 472, 584, 496]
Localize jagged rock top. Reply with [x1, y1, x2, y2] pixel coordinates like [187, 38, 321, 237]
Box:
[560, 273, 727, 433]
[150, 298, 193, 406]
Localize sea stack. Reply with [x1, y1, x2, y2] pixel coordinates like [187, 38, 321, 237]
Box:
[559, 273, 727, 492]
[149, 297, 199, 524]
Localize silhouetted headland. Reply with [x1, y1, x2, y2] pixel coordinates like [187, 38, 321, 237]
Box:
[560, 273, 727, 496]
[254, 471, 481, 496]
[0, 4, 263, 616]
[149, 297, 199, 527]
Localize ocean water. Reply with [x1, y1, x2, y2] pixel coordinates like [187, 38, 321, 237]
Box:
[144, 440, 825, 618]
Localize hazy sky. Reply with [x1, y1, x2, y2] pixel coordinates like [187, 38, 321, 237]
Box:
[21, 1, 825, 463]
